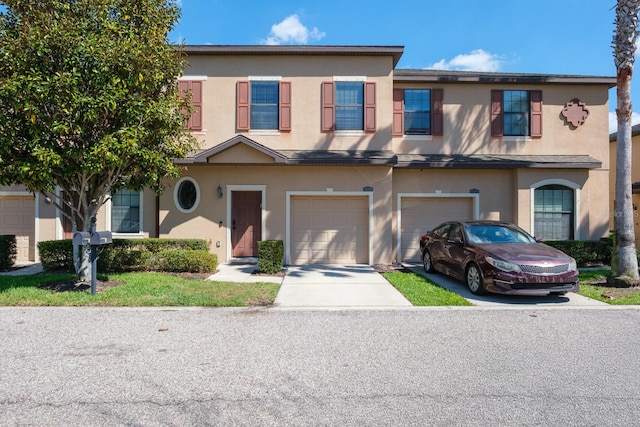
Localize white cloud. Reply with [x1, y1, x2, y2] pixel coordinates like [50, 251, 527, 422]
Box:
[609, 111, 640, 134]
[262, 15, 325, 45]
[426, 49, 503, 72]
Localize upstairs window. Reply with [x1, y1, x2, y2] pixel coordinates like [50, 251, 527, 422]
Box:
[491, 90, 542, 137]
[111, 190, 141, 234]
[237, 79, 291, 132]
[335, 82, 364, 130]
[392, 88, 444, 136]
[404, 89, 430, 134]
[322, 80, 376, 132]
[178, 80, 203, 131]
[250, 81, 279, 129]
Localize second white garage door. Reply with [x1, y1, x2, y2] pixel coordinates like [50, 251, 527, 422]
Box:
[400, 196, 475, 262]
[291, 196, 368, 264]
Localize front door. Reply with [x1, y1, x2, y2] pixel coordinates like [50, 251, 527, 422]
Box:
[231, 191, 262, 257]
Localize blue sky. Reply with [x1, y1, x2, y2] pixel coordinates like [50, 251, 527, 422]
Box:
[170, 0, 638, 134]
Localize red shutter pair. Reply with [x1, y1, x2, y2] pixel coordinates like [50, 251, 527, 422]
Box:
[321, 82, 377, 132]
[491, 90, 542, 137]
[178, 80, 203, 130]
[392, 89, 444, 137]
[236, 81, 292, 132]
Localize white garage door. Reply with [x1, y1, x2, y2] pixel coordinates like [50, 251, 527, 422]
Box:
[291, 196, 368, 264]
[400, 197, 474, 262]
[0, 196, 35, 261]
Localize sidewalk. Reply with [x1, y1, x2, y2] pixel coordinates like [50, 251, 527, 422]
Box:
[208, 262, 412, 308]
[0, 262, 44, 276]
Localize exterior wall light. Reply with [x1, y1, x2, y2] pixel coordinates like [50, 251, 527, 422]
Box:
[217, 185, 223, 198]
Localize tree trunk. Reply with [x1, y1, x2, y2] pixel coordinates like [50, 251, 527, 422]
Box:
[612, 0, 640, 279]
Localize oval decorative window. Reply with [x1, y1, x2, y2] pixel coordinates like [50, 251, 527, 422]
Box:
[174, 177, 200, 213]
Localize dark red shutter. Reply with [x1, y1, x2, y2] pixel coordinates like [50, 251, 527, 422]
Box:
[190, 81, 203, 130]
[364, 82, 376, 132]
[321, 82, 335, 132]
[431, 89, 443, 136]
[530, 90, 542, 137]
[392, 89, 404, 137]
[236, 81, 250, 131]
[279, 81, 291, 131]
[491, 90, 503, 137]
[178, 80, 190, 130]
[178, 80, 203, 130]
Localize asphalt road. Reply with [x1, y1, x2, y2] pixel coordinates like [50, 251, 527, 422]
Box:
[1, 306, 639, 426]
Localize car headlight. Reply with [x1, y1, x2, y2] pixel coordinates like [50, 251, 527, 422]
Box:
[485, 256, 522, 273]
[568, 258, 577, 272]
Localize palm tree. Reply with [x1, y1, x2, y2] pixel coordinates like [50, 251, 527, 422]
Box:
[612, 0, 640, 280]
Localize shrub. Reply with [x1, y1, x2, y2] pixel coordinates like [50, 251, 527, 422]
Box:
[258, 240, 284, 274]
[39, 238, 214, 273]
[0, 235, 17, 271]
[38, 239, 74, 272]
[544, 239, 612, 266]
[154, 249, 218, 273]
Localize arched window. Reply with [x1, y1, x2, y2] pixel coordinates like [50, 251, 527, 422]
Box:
[534, 185, 574, 240]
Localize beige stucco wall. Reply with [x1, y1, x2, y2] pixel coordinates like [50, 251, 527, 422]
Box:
[609, 135, 640, 245]
[392, 84, 609, 164]
[183, 54, 395, 152]
[158, 164, 394, 264]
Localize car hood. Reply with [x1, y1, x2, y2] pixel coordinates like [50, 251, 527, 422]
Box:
[474, 243, 573, 265]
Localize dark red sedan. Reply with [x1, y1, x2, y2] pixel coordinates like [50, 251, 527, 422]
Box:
[419, 220, 579, 296]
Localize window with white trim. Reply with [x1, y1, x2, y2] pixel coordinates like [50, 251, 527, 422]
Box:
[534, 185, 574, 240]
[111, 190, 141, 233]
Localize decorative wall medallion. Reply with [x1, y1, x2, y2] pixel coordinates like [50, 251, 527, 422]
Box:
[561, 99, 590, 127]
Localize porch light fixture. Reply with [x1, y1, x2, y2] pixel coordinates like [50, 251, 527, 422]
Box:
[217, 185, 223, 198]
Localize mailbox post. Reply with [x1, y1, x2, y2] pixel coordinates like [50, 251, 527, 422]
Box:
[73, 217, 112, 295]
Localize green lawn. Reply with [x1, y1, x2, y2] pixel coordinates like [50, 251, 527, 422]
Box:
[578, 268, 640, 305]
[0, 272, 280, 307]
[383, 271, 472, 306]
[2, 267, 637, 307]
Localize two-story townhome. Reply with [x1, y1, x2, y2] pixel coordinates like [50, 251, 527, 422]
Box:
[0, 45, 615, 265]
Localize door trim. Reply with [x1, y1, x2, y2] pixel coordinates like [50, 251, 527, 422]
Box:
[226, 185, 266, 261]
[286, 190, 374, 265]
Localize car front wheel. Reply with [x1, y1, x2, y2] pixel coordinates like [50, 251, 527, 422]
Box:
[423, 250, 434, 273]
[466, 263, 486, 295]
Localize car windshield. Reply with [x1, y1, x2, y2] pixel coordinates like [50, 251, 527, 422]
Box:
[465, 224, 536, 244]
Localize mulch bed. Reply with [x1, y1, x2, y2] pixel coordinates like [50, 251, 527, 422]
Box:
[40, 279, 124, 293]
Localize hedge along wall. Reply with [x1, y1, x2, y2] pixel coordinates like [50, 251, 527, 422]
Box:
[38, 238, 217, 274]
[0, 235, 17, 271]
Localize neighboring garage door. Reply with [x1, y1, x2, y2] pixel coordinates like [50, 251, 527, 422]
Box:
[0, 196, 35, 262]
[400, 197, 474, 262]
[291, 196, 368, 264]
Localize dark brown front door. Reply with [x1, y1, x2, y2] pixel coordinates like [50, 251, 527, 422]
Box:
[231, 191, 262, 257]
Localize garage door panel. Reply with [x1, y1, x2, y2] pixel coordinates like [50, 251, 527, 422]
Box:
[0, 196, 35, 262]
[291, 196, 368, 264]
[400, 197, 474, 262]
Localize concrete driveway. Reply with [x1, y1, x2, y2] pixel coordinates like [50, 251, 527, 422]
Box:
[274, 264, 412, 308]
[403, 263, 608, 307]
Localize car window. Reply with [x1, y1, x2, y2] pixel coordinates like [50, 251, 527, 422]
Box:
[432, 224, 451, 238]
[465, 224, 535, 244]
[447, 224, 463, 242]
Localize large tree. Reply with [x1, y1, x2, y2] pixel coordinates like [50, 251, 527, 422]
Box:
[612, 0, 640, 281]
[0, 0, 198, 281]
